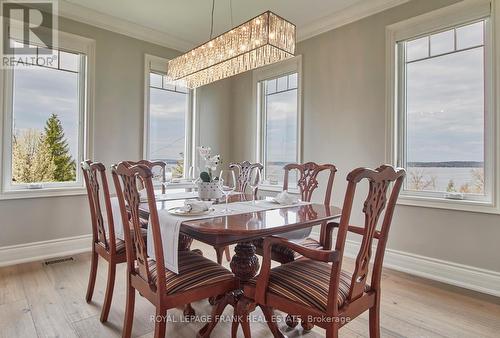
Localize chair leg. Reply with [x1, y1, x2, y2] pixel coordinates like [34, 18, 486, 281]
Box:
[100, 259, 116, 322]
[224, 246, 231, 262]
[198, 293, 231, 338]
[232, 296, 255, 338]
[183, 303, 195, 319]
[301, 318, 314, 331]
[285, 314, 298, 328]
[85, 249, 98, 303]
[325, 325, 339, 338]
[215, 247, 224, 264]
[369, 304, 381, 338]
[192, 248, 203, 256]
[122, 279, 135, 338]
[260, 306, 284, 338]
[154, 306, 167, 338]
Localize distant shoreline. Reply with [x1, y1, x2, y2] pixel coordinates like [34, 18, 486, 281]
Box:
[406, 161, 483, 168]
[156, 160, 484, 169]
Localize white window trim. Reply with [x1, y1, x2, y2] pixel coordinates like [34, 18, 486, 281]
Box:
[253, 55, 303, 191]
[142, 54, 194, 177]
[0, 30, 95, 200]
[385, 0, 500, 214]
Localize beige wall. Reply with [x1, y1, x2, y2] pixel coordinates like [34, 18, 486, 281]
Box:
[196, 78, 233, 168]
[0, 16, 231, 247]
[228, 0, 500, 272]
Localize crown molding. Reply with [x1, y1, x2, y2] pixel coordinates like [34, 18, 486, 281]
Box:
[58, 0, 410, 52]
[58, 0, 194, 52]
[297, 0, 410, 42]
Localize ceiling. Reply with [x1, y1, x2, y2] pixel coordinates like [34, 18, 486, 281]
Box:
[60, 0, 408, 51]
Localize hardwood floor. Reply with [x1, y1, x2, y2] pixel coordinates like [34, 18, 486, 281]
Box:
[1, 241, 499, 338]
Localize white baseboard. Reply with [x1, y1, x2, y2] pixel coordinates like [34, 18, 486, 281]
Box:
[0, 234, 92, 267]
[344, 240, 500, 298]
[2, 233, 500, 298]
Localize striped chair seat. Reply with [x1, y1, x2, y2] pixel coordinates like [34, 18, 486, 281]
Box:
[247, 259, 361, 312]
[253, 237, 323, 263]
[140, 251, 235, 295]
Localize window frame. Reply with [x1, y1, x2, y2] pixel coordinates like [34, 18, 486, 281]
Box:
[253, 56, 302, 189]
[143, 54, 194, 178]
[0, 31, 95, 200]
[386, 0, 500, 214]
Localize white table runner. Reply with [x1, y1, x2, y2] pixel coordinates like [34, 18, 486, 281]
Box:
[109, 191, 198, 241]
[146, 199, 312, 274]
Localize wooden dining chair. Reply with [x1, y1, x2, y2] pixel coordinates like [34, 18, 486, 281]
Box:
[124, 160, 197, 253]
[210, 161, 264, 265]
[230, 161, 264, 199]
[81, 160, 147, 323]
[253, 162, 337, 264]
[124, 160, 167, 193]
[234, 165, 406, 338]
[112, 162, 239, 338]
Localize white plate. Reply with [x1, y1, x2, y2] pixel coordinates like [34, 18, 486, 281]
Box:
[270, 198, 300, 205]
[167, 207, 215, 216]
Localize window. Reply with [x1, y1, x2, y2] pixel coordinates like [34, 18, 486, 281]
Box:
[144, 55, 192, 178]
[255, 57, 302, 186]
[261, 73, 299, 183]
[387, 2, 498, 212]
[1, 32, 94, 198]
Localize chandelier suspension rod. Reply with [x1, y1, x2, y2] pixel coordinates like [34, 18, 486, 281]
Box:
[210, 0, 215, 39]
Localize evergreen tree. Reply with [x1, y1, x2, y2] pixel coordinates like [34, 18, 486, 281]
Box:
[44, 114, 76, 181]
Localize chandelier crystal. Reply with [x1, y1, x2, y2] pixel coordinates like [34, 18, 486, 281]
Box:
[167, 11, 296, 88]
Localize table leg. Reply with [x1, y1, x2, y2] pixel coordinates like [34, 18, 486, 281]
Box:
[230, 241, 260, 283]
[199, 241, 260, 337]
[178, 234, 193, 251]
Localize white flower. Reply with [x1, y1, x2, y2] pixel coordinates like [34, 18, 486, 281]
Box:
[206, 155, 221, 170]
[197, 146, 221, 181]
[198, 146, 211, 160]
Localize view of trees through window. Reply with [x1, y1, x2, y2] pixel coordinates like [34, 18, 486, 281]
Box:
[262, 73, 298, 183]
[11, 47, 82, 185]
[402, 20, 486, 196]
[148, 72, 188, 177]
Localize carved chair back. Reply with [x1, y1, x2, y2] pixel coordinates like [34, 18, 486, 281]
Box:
[229, 161, 264, 198]
[112, 162, 166, 291]
[327, 165, 405, 315]
[81, 160, 117, 252]
[282, 162, 337, 205]
[124, 160, 168, 194]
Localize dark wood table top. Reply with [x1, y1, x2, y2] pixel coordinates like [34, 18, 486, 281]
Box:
[145, 194, 342, 246]
[181, 203, 341, 235]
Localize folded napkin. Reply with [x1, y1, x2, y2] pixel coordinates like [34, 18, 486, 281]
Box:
[178, 199, 213, 213]
[274, 190, 300, 205]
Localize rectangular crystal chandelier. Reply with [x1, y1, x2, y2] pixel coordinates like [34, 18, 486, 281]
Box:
[166, 11, 296, 89]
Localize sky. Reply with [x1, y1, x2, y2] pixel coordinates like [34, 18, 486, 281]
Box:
[265, 89, 298, 164]
[149, 88, 187, 162]
[13, 66, 79, 160]
[406, 47, 484, 163]
[405, 21, 485, 163]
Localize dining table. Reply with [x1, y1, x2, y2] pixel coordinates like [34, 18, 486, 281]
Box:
[138, 192, 342, 319]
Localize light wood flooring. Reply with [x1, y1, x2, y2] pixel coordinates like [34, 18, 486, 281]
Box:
[1, 241, 499, 338]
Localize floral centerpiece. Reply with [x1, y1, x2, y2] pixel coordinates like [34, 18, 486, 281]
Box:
[197, 146, 222, 200]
